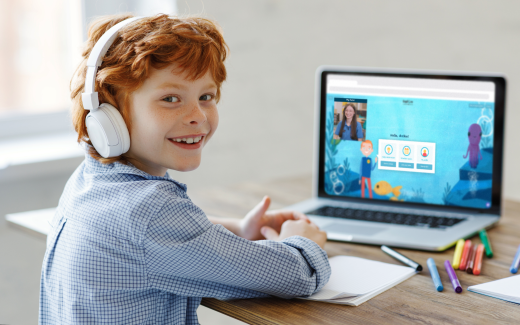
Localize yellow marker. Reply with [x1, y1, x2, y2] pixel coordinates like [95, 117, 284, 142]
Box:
[452, 239, 465, 270]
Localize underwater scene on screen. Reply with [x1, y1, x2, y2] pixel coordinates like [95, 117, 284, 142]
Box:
[324, 94, 494, 209]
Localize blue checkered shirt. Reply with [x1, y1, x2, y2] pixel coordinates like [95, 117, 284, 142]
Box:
[39, 154, 331, 324]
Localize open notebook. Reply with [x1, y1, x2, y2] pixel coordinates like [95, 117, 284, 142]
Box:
[300, 256, 417, 306]
[468, 275, 520, 304]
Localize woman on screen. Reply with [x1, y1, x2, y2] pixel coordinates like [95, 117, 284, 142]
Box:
[333, 103, 363, 141]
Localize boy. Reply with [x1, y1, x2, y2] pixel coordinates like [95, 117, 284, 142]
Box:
[39, 14, 330, 324]
[359, 140, 378, 198]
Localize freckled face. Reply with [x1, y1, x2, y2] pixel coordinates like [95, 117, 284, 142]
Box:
[361, 143, 373, 157]
[125, 64, 219, 176]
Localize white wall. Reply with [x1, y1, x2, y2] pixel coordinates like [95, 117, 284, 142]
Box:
[168, 0, 520, 202]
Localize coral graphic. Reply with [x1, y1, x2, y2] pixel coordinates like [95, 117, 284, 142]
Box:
[325, 106, 339, 174]
[442, 182, 452, 205]
[478, 106, 493, 149]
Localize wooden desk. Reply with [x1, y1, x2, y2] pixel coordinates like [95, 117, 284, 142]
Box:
[188, 175, 520, 325]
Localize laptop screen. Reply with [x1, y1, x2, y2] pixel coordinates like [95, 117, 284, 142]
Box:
[321, 72, 504, 211]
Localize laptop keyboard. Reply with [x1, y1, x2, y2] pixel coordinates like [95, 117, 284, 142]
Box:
[307, 206, 465, 229]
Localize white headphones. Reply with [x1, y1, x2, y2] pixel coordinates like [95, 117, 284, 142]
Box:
[81, 17, 141, 158]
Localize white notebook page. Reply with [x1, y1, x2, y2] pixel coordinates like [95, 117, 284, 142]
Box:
[307, 256, 416, 300]
[468, 275, 520, 303]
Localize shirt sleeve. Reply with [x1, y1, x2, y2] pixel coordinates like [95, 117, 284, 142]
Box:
[143, 197, 331, 300]
[360, 158, 363, 180]
[334, 123, 341, 136]
[357, 122, 364, 139]
[372, 159, 378, 171]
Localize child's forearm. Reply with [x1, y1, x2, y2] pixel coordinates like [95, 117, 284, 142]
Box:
[207, 216, 242, 236]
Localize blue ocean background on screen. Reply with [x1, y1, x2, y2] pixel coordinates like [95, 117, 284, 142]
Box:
[324, 94, 495, 208]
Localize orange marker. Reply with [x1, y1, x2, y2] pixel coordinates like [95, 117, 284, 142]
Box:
[473, 244, 485, 275]
[466, 244, 477, 274]
[459, 240, 473, 271]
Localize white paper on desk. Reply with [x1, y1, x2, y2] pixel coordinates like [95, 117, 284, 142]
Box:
[468, 275, 520, 304]
[304, 256, 416, 301]
[313, 271, 416, 306]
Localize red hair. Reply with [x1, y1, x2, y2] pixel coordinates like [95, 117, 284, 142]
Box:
[71, 14, 228, 164]
[361, 140, 373, 148]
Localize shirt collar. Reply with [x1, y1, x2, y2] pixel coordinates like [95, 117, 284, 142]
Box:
[83, 151, 188, 191]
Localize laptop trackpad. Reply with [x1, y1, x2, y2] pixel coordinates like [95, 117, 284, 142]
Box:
[322, 223, 386, 236]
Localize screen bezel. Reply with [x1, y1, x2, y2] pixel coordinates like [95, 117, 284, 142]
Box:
[317, 68, 506, 216]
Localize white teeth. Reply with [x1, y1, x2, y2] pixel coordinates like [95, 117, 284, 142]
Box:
[171, 136, 204, 144]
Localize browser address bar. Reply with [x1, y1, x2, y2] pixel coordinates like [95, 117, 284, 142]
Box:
[327, 80, 492, 101]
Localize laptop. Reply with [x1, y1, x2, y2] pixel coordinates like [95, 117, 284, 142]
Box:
[285, 66, 506, 251]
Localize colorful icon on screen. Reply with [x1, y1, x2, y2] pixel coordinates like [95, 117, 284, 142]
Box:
[384, 144, 393, 155]
[421, 147, 429, 157]
[402, 146, 411, 156]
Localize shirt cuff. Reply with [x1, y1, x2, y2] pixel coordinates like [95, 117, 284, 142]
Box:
[280, 236, 331, 295]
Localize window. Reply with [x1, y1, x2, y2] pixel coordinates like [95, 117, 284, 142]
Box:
[0, 0, 177, 119]
[0, 0, 83, 117]
[0, 0, 177, 181]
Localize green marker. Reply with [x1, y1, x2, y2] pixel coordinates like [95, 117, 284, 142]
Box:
[479, 229, 493, 258]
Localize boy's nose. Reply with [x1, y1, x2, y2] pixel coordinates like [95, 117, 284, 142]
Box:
[185, 103, 207, 125]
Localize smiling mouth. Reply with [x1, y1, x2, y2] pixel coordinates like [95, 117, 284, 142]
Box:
[169, 136, 203, 144]
[167, 135, 206, 149]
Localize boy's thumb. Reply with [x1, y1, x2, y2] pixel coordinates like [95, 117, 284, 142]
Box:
[246, 196, 271, 221]
[260, 226, 279, 241]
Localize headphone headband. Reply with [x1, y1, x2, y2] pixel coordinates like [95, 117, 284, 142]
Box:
[82, 17, 142, 111]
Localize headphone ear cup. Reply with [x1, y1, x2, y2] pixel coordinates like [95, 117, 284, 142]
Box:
[100, 103, 130, 154]
[85, 103, 130, 158]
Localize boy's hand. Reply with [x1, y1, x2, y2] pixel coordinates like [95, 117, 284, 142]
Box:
[239, 196, 311, 241]
[261, 219, 327, 249]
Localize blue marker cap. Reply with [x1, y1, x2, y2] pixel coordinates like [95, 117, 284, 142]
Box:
[510, 245, 520, 274]
[427, 258, 444, 292]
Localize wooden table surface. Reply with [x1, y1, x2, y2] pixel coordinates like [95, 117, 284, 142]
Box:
[188, 175, 520, 325]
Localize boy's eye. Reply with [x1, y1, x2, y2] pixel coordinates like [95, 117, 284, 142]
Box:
[199, 94, 214, 101]
[162, 96, 179, 103]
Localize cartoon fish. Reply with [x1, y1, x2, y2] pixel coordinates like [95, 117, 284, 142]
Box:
[374, 181, 403, 201]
